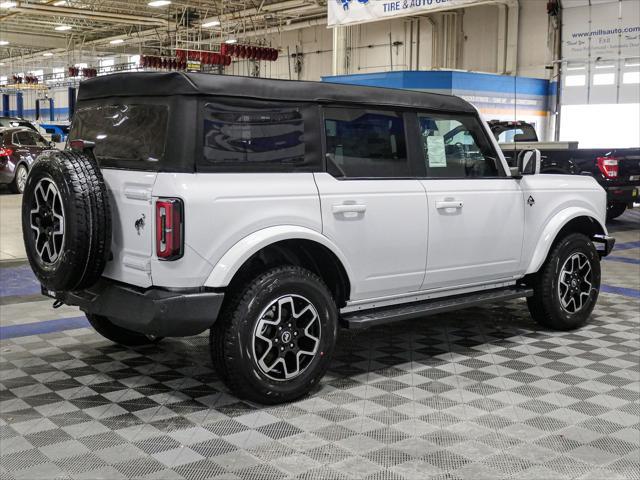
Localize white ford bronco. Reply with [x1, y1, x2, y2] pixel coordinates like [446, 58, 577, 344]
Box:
[22, 72, 615, 404]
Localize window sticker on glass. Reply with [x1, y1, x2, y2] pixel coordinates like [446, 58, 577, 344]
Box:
[427, 136, 447, 168]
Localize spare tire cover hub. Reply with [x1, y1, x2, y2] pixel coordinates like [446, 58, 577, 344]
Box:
[29, 177, 66, 265]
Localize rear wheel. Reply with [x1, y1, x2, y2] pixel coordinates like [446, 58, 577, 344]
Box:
[210, 266, 337, 404]
[606, 202, 627, 221]
[10, 164, 28, 194]
[527, 233, 601, 330]
[86, 314, 163, 346]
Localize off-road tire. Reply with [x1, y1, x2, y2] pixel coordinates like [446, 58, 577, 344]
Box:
[606, 202, 627, 222]
[210, 266, 338, 404]
[21, 150, 111, 292]
[10, 164, 28, 194]
[86, 314, 163, 346]
[527, 233, 601, 330]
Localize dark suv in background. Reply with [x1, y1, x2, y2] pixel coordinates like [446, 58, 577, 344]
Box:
[0, 127, 52, 193]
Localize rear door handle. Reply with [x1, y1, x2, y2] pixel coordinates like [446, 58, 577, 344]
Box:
[435, 200, 464, 209]
[332, 204, 367, 214]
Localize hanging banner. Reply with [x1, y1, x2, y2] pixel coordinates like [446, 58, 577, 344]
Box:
[328, 0, 485, 27]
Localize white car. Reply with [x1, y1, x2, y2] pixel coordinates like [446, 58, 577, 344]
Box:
[21, 72, 615, 404]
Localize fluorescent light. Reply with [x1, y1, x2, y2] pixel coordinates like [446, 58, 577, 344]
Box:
[0, 40, 9, 46]
[225, 38, 238, 44]
[147, 0, 170, 6]
[55, 25, 72, 31]
[43, 52, 54, 57]
[53, 0, 66, 4]
[201, 20, 220, 28]
[109, 38, 124, 44]
[0, 1, 17, 8]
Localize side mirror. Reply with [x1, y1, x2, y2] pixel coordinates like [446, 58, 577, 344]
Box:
[514, 149, 541, 177]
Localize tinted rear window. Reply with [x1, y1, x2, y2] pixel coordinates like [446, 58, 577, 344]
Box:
[198, 101, 321, 173]
[69, 104, 168, 167]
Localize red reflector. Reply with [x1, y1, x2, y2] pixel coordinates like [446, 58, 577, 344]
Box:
[156, 198, 184, 261]
[597, 156, 618, 179]
[0, 147, 13, 156]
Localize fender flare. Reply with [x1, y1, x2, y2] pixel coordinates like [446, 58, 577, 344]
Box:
[204, 225, 355, 289]
[525, 207, 606, 275]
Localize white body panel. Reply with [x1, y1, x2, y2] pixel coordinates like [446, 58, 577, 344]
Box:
[518, 174, 607, 274]
[421, 179, 524, 290]
[313, 173, 428, 300]
[151, 172, 322, 288]
[101, 169, 157, 288]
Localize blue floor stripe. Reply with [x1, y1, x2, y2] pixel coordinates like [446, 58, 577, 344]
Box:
[0, 265, 41, 298]
[0, 316, 89, 340]
[613, 241, 640, 251]
[605, 256, 640, 265]
[601, 284, 640, 299]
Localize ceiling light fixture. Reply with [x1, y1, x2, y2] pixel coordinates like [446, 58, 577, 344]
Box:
[0, 1, 17, 8]
[53, 0, 66, 4]
[43, 52, 54, 56]
[201, 20, 220, 28]
[147, 0, 171, 6]
[0, 40, 9, 46]
[225, 38, 238, 44]
[109, 38, 124, 44]
[54, 25, 72, 31]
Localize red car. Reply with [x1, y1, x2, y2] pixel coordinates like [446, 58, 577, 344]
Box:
[0, 127, 53, 194]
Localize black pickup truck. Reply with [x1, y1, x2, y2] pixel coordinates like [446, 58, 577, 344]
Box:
[490, 120, 640, 221]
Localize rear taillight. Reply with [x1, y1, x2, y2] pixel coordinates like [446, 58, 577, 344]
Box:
[0, 147, 13, 157]
[597, 156, 619, 179]
[156, 198, 184, 261]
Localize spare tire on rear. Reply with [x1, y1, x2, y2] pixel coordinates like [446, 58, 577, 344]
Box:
[22, 150, 112, 292]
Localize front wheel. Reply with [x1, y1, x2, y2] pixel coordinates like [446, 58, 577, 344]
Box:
[527, 233, 601, 330]
[210, 266, 338, 404]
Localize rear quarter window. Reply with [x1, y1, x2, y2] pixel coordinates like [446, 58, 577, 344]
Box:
[69, 104, 169, 169]
[197, 101, 318, 173]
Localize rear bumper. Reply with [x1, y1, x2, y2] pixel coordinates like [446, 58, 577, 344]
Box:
[605, 184, 639, 205]
[51, 279, 224, 337]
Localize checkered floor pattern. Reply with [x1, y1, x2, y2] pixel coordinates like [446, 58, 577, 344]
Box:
[1, 211, 639, 479]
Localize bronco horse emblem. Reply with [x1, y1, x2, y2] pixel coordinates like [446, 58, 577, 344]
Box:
[135, 214, 146, 235]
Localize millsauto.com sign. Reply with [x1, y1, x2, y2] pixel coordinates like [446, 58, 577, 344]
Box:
[329, 0, 484, 27]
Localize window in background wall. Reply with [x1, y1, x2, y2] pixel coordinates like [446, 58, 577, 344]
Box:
[623, 71, 640, 84]
[99, 58, 114, 75]
[593, 73, 615, 85]
[129, 55, 140, 71]
[48, 67, 65, 83]
[0, 76, 6, 85]
[561, 104, 640, 148]
[565, 74, 586, 87]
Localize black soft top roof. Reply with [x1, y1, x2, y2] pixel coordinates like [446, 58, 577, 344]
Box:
[77, 71, 476, 114]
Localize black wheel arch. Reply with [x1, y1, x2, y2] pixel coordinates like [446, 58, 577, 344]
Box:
[225, 239, 351, 309]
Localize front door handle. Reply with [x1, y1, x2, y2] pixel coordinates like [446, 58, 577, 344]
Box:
[435, 200, 464, 209]
[332, 204, 367, 214]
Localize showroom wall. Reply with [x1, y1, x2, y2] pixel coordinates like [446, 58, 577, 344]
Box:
[560, 0, 640, 147]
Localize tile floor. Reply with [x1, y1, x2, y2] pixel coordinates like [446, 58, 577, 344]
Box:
[0, 206, 638, 480]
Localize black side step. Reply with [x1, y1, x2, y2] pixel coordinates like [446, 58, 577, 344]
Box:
[341, 286, 533, 329]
